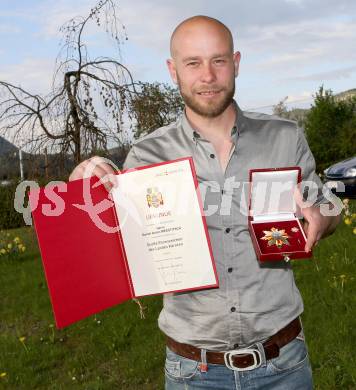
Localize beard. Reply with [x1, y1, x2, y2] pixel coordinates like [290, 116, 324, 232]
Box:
[177, 75, 235, 118]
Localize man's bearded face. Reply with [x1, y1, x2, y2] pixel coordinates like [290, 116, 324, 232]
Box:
[177, 71, 235, 118]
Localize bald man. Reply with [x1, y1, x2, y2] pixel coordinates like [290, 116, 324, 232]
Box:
[70, 15, 340, 389]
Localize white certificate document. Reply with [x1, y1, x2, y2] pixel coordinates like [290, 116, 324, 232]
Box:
[111, 158, 218, 296]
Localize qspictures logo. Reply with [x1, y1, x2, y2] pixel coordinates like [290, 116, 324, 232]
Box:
[13, 158, 344, 233]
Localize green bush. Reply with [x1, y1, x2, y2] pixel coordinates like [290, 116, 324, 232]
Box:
[0, 177, 65, 230]
[304, 87, 356, 172]
[0, 183, 26, 229]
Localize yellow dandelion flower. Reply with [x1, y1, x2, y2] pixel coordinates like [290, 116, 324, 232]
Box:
[21, 246, 26, 252]
[19, 336, 28, 353]
[0, 372, 6, 378]
[344, 218, 351, 225]
[7, 243, 12, 249]
[13, 237, 20, 244]
[0, 249, 6, 255]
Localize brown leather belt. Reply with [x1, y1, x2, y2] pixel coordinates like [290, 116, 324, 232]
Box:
[166, 318, 301, 370]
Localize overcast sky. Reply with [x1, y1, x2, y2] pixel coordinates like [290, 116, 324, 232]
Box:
[0, 0, 355, 114]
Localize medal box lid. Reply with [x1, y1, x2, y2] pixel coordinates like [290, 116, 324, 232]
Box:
[248, 167, 302, 221]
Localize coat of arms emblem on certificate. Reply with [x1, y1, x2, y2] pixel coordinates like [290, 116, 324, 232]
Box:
[146, 187, 164, 208]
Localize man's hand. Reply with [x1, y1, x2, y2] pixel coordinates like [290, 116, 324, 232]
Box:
[301, 205, 341, 252]
[69, 156, 118, 192]
[294, 188, 341, 252]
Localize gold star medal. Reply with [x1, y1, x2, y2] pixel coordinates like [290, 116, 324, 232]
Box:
[260, 227, 290, 248]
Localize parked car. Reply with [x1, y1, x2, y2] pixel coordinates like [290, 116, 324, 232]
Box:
[324, 156, 356, 198]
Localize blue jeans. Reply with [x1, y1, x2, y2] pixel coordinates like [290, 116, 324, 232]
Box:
[165, 337, 313, 389]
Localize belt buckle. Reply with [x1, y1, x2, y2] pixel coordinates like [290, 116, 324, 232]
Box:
[223, 348, 262, 371]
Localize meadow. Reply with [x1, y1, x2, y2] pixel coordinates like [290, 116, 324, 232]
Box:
[0, 200, 355, 389]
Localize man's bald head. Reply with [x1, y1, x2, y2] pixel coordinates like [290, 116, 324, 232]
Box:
[170, 15, 234, 59]
[166, 15, 240, 118]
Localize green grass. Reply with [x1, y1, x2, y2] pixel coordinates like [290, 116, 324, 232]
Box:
[0, 202, 355, 389]
[293, 201, 356, 389]
[0, 227, 165, 389]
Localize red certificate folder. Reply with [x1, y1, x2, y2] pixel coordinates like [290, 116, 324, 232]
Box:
[30, 158, 218, 328]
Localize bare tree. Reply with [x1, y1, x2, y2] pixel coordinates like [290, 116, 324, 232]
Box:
[0, 0, 136, 165]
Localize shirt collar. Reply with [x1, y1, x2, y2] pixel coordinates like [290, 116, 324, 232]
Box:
[180, 99, 245, 143]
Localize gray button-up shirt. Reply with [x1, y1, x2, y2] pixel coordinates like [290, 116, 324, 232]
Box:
[123, 101, 326, 351]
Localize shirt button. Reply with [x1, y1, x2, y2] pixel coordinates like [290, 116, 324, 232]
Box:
[210, 153, 215, 159]
[225, 228, 231, 233]
[234, 343, 239, 349]
[228, 267, 233, 273]
[230, 307, 236, 312]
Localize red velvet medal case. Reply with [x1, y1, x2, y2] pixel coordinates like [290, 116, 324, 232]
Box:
[248, 167, 312, 262]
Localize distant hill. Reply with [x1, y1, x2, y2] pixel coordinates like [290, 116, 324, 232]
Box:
[334, 88, 356, 102]
[0, 136, 17, 155]
[0, 137, 20, 180]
